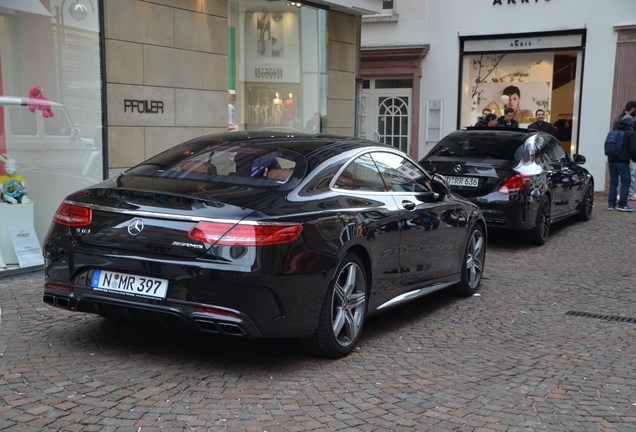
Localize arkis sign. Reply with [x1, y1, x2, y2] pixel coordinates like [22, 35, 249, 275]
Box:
[124, 99, 164, 114]
[463, 33, 583, 53]
[493, 0, 550, 4]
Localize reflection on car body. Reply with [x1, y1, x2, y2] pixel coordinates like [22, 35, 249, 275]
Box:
[0, 96, 100, 176]
[43, 132, 487, 358]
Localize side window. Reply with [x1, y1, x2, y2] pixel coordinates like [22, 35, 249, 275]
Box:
[334, 153, 386, 192]
[547, 139, 567, 162]
[537, 146, 552, 164]
[371, 152, 430, 193]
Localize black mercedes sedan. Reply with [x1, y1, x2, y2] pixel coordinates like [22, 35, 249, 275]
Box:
[419, 128, 594, 245]
[43, 132, 486, 358]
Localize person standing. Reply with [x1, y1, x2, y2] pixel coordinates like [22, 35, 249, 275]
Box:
[612, 101, 636, 201]
[475, 113, 497, 127]
[476, 107, 492, 125]
[527, 109, 556, 136]
[608, 115, 636, 212]
[496, 108, 519, 128]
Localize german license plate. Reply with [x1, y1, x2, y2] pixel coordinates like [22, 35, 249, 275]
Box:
[445, 176, 478, 187]
[91, 270, 168, 300]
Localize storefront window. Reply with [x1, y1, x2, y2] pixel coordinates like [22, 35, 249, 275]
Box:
[459, 31, 584, 154]
[0, 0, 103, 245]
[228, 0, 327, 133]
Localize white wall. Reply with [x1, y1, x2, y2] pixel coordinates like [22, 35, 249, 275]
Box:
[362, 0, 636, 191]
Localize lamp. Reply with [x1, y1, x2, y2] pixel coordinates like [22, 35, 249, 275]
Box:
[68, 1, 89, 21]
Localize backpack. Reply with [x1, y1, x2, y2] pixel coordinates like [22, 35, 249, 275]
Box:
[604, 130, 624, 157]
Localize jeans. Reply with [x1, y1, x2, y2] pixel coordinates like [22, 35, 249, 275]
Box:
[630, 161, 636, 196]
[608, 162, 631, 207]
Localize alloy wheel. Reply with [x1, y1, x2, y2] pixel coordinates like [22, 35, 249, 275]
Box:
[465, 228, 485, 289]
[331, 262, 366, 347]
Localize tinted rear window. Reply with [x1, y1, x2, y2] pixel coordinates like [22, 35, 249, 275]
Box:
[126, 142, 306, 187]
[428, 132, 523, 161]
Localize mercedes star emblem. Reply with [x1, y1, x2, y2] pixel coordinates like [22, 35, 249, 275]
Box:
[127, 218, 144, 236]
[453, 164, 462, 173]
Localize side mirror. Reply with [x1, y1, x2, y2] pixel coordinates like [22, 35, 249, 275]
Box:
[431, 173, 451, 197]
[572, 154, 586, 164]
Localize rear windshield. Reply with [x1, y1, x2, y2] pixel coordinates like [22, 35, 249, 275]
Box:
[125, 142, 306, 187]
[428, 132, 523, 161]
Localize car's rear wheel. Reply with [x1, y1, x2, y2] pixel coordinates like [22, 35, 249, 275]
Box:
[577, 184, 594, 221]
[453, 224, 486, 296]
[301, 253, 367, 358]
[526, 197, 551, 245]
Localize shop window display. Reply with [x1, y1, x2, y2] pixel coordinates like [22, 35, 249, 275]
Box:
[0, 1, 103, 257]
[229, 0, 327, 132]
[459, 32, 584, 154]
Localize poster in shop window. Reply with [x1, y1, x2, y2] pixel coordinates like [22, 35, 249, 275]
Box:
[466, 52, 554, 127]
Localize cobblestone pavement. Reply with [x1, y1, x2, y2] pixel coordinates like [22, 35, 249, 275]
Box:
[1, 195, 635, 431]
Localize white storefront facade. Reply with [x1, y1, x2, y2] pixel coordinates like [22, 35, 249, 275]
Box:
[361, 0, 636, 191]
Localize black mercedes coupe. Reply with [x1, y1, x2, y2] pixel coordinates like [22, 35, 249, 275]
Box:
[43, 132, 486, 357]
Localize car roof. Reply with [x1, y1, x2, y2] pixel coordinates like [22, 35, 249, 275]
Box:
[461, 127, 549, 140]
[183, 131, 393, 157]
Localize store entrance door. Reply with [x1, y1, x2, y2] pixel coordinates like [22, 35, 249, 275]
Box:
[361, 79, 412, 153]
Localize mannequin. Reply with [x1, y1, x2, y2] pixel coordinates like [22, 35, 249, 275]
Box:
[0, 158, 30, 204]
[272, 92, 283, 125]
[228, 90, 238, 131]
[283, 92, 296, 127]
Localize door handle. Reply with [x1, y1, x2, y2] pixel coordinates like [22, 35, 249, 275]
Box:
[402, 200, 416, 211]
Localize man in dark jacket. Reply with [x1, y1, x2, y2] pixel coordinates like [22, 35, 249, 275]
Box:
[612, 101, 636, 201]
[496, 108, 519, 128]
[608, 115, 636, 212]
[475, 113, 497, 127]
[527, 109, 556, 135]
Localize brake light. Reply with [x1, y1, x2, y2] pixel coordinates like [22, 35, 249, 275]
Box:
[53, 202, 93, 226]
[188, 221, 302, 246]
[498, 174, 530, 194]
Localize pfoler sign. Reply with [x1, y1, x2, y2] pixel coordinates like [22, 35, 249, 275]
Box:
[124, 99, 164, 114]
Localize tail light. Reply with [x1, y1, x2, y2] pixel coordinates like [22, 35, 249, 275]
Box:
[53, 202, 92, 226]
[188, 221, 302, 246]
[498, 174, 530, 194]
